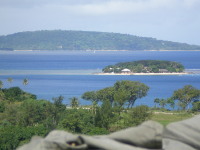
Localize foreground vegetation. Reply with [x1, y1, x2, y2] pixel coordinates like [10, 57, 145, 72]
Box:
[1, 30, 200, 50]
[0, 79, 200, 149]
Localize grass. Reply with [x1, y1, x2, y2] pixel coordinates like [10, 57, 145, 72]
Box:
[151, 111, 194, 126]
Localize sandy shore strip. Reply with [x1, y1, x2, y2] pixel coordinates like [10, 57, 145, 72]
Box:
[94, 72, 191, 76]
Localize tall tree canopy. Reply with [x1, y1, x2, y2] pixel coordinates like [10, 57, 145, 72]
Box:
[82, 80, 149, 108]
[172, 85, 200, 110]
[114, 80, 149, 108]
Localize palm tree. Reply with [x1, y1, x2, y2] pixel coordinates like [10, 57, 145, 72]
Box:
[69, 97, 79, 108]
[154, 98, 160, 108]
[23, 78, 29, 86]
[7, 77, 13, 84]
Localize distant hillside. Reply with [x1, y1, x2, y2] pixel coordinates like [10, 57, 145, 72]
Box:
[0, 30, 200, 50]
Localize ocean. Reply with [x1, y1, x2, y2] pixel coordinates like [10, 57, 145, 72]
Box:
[0, 50, 200, 107]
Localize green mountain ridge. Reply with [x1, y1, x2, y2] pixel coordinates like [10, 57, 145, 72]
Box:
[0, 30, 200, 50]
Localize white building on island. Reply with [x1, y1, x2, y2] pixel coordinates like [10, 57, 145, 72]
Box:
[121, 68, 131, 74]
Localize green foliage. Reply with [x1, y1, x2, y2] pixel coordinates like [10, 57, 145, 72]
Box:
[154, 98, 160, 108]
[96, 87, 115, 105]
[7, 78, 13, 84]
[1, 103, 21, 125]
[0, 99, 57, 128]
[81, 91, 98, 102]
[125, 105, 152, 126]
[58, 109, 94, 134]
[69, 97, 79, 108]
[0, 125, 49, 150]
[166, 98, 175, 110]
[114, 80, 149, 108]
[52, 95, 66, 112]
[157, 98, 167, 109]
[0, 89, 67, 149]
[0, 90, 5, 101]
[0, 101, 6, 113]
[1, 30, 200, 50]
[192, 101, 200, 112]
[154, 98, 175, 110]
[172, 85, 200, 110]
[2, 87, 36, 102]
[19, 99, 56, 127]
[95, 100, 115, 129]
[103, 60, 185, 73]
[82, 80, 149, 109]
[0, 80, 3, 89]
[85, 127, 109, 135]
[1, 84, 198, 149]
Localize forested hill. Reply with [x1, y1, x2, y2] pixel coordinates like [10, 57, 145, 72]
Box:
[0, 30, 200, 50]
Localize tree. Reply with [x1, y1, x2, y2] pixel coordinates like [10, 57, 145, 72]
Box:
[0, 80, 3, 89]
[172, 85, 200, 110]
[82, 80, 149, 108]
[114, 80, 149, 108]
[125, 105, 152, 127]
[81, 91, 98, 103]
[192, 101, 200, 112]
[113, 89, 129, 109]
[158, 99, 167, 109]
[96, 87, 115, 105]
[7, 77, 13, 84]
[23, 78, 28, 86]
[2, 87, 23, 102]
[154, 98, 160, 108]
[19, 99, 55, 127]
[52, 95, 66, 112]
[52, 95, 66, 126]
[95, 99, 114, 129]
[0, 101, 5, 113]
[2, 87, 36, 102]
[167, 98, 175, 110]
[58, 109, 94, 134]
[0, 90, 5, 101]
[69, 97, 79, 108]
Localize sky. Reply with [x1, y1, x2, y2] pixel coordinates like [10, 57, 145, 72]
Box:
[0, 0, 200, 45]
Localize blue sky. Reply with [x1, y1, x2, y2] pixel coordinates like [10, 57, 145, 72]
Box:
[0, 0, 200, 45]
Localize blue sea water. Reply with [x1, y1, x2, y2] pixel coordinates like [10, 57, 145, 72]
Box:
[0, 50, 200, 107]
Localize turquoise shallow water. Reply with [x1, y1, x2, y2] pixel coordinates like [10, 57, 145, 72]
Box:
[0, 50, 200, 108]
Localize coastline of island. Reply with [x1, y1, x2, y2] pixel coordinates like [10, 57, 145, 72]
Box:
[98, 60, 193, 76]
[94, 72, 191, 76]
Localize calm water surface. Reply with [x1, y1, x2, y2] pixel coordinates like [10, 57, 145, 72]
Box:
[0, 50, 200, 107]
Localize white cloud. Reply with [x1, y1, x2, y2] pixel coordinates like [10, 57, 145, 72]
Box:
[51, 0, 171, 15]
[0, 0, 200, 44]
[42, 0, 200, 16]
[1, 0, 200, 14]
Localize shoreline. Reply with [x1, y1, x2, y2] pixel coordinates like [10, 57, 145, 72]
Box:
[0, 49, 200, 52]
[94, 72, 191, 76]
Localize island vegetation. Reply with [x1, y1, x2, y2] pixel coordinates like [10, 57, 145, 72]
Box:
[0, 30, 200, 51]
[102, 60, 185, 74]
[0, 79, 200, 149]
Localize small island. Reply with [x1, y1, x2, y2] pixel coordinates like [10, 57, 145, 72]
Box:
[98, 60, 189, 75]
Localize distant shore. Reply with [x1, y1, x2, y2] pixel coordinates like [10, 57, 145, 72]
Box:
[94, 72, 191, 76]
[0, 49, 199, 52]
[12, 49, 200, 52]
